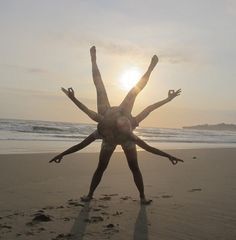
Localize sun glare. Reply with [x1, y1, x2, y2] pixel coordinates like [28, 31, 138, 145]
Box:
[119, 68, 142, 91]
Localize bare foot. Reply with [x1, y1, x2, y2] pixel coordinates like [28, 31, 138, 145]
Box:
[149, 55, 158, 71]
[140, 198, 152, 205]
[90, 46, 96, 62]
[80, 195, 93, 202]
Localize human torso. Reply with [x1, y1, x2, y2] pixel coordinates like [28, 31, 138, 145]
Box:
[97, 106, 138, 145]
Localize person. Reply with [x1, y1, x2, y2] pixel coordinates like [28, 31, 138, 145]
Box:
[50, 46, 184, 204]
[50, 114, 183, 204]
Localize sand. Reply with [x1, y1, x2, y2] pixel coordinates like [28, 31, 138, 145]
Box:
[0, 148, 236, 239]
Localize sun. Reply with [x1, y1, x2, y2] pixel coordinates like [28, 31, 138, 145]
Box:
[119, 68, 142, 91]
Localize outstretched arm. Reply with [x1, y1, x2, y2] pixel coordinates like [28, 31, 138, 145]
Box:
[134, 89, 181, 124]
[131, 134, 183, 165]
[62, 87, 104, 122]
[49, 130, 101, 163]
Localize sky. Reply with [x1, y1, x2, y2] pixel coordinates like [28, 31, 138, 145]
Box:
[0, 0, 235, 128]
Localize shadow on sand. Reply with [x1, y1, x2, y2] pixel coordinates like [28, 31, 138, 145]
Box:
[133, 205, 149, 240]
[69, 202, 149, 240]
[69, 202, 91, 240]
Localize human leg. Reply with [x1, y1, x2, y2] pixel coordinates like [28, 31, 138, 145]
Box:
[122, 142, 152, 204]
[90, 46, 110, 115]
[120, 55, 158, 114]
[81, 141, 116, 201]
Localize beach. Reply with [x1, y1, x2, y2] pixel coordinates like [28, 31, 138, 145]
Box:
[1, 0, 236, 239]
[0, 148, 236, 239]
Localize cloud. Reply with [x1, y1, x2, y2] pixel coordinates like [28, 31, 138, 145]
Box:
[0, 86, 95, 104]
[0, 63, 66, 82]
[27, 67, 49, 74]
[0, 63, 50, 75]
[49, 32, 193, 64]
[158, 51, 192, 64]
[91, 39, 142, 56]
[0, 86, 58, 97]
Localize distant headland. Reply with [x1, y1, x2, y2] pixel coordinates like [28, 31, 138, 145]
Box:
[183, 123, 236, 131]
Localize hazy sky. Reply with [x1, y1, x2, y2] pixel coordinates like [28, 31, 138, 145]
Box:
[0, 0, 235, 128]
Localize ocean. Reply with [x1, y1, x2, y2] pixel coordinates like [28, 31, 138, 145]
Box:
[0, 118, 236, 154]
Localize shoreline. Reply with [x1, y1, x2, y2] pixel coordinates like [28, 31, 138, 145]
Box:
[1, 139, 236, 155]
[0, 146, 236, 156]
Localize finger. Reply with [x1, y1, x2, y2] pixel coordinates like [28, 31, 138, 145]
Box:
[49, 157, 56, 162]
[171, 160, 176, 165]
[61, 88, 68, 94]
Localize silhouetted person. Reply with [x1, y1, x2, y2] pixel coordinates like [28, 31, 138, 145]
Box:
[50, 46, 183, 204]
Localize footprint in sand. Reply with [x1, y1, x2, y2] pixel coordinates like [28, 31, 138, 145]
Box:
[188, 188, 202, 192]
[67, 199, 84, 207]
[92, 208, 102, 212]
[42, 206, 54, 210]
[0, 224, 12, 230]
[52, 233, 74, 240]
[161, 195, 173, 198]
[103, 223, 119, 235]
[98, 204, 109, 209]
[112, 211, 123, 216]
[26, 212, 52, 226]
[120, 196, 131, 200]
[99, 196, 111, 201]
[102, 193, 118, 197]
[84, 216, 104, 223]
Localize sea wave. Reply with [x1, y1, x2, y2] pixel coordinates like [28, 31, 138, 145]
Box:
[0, 118, 236, 145]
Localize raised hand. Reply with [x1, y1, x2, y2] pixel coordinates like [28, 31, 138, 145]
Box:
[168, 156, 184, 165]
[168, 89, 181, 101]
[49, 154, 63, 163]
[61, 87, 75, 99]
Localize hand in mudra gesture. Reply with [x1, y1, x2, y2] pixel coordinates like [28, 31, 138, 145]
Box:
[168, 89, 181, 100]
[61, 87, 75, 99]
[168, 156, 184, 165]
[49, 154, 63, 163]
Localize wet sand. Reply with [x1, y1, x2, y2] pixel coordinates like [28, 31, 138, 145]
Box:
[0, 148, 236, 239]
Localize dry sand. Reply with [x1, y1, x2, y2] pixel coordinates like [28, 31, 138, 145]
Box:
[0, 148, 235, 239]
